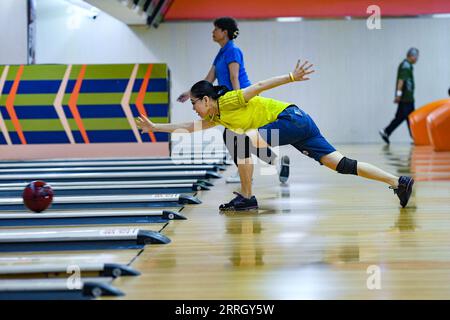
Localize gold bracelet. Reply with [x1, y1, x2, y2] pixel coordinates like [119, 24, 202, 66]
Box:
[289, 72, 295, 82]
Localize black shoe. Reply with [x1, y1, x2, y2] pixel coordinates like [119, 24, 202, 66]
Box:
[278, 155, 290, 184]
[390, 176, 414, 208]
[219, 192, 258, 211]
[379, 130, 390, 145]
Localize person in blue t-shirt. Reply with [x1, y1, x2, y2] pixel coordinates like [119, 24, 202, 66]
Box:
[178, 17, 289, 184]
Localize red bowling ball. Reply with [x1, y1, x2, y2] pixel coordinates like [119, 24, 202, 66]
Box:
[22, 180, 54, 213]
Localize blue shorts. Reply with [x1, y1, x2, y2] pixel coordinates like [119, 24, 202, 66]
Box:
[258, 105, 336, 163]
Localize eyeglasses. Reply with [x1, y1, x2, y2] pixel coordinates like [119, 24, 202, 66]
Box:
[191, 98, 201, 106]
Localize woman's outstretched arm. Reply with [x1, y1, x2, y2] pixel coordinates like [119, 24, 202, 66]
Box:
[242, 60, 314, 102]
[205, 66, 217, 83]
[136, 116, 217, 133]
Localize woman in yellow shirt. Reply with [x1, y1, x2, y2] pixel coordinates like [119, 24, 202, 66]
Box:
[137, 60, 414, 211]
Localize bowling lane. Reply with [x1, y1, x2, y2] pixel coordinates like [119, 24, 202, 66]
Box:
[0, 194, 200, 211]
[0, 225, 169, 253]
[0, 277, 123, 299]
[0, 251, 138, 266]
[0, 208, 185, 227]
[0, 182, 207, 197]
[0, 164, 225, 174]
[0, 159, 231, 169]
[0, 154, 229, 164]
[0, 154, 218, 300]
[0, 179, 214, 188]
[0, 170, 222, 183]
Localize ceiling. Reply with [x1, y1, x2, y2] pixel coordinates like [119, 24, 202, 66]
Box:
[83, 0, 147, 24]
[165, 0, 450, 20]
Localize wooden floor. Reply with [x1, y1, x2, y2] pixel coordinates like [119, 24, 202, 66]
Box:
[99, 144, 449, 299]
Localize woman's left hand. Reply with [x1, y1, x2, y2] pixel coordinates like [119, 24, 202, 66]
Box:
[292, 60, 315, 81]
[136, 115, 156, 133]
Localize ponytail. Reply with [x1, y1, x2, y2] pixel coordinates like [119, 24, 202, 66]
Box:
[190, 81, 229, 100]
[213, 85, 229, 98]
[214, 17, 239, 40]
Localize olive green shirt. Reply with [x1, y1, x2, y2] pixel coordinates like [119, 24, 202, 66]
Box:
[397, 59, 415, 102]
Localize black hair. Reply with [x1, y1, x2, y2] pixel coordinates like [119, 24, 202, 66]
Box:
[214, 16, 239, 40]
[448, 87, 450, 97]
[190, 80, 229, 100]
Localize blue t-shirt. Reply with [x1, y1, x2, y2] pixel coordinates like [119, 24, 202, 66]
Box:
[213, 40, 251, 90]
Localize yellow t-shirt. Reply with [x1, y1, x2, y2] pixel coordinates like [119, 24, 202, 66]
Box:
[207, 90, 291, 134]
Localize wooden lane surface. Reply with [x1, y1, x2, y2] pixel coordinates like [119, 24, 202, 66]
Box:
[103, 144, 450, 299]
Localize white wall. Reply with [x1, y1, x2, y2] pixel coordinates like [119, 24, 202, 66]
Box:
[133, 19, 450, 144]
[33, 0, 450, 143]
[35, 0, 155, 64]
[0, 0, 28, 64]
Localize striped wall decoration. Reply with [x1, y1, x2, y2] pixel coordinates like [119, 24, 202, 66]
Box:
[0, 63, 170, 145]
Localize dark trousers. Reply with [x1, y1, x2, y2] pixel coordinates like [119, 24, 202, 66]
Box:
[223, 128, 277, 167]
[384, 101, 415, 137]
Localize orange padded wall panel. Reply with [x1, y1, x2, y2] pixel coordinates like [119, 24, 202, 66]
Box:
[427, 104, 450, 152]
[409, 99, 450, 146]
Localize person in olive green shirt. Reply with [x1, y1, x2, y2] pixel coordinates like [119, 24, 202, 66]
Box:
[137, 60, 414, 211]
[379, 48, 419, 144]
